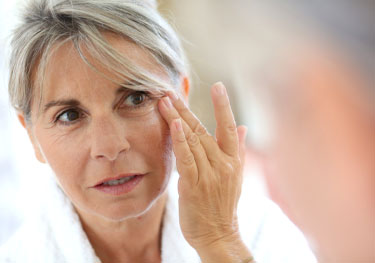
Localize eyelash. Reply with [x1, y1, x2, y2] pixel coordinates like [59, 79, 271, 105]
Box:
[54, 91, 153, 126]
[117, 91, 151, 110]
[54, 108, 84, 126]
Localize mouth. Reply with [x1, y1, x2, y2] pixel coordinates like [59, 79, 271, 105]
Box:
[93, 174, 145, 196]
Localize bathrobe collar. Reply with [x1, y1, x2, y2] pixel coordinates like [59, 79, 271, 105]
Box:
[0, 171, 200, 263]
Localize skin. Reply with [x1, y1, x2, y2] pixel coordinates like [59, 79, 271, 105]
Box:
[18, 32, 252, 262]
[253, 45, 375, 262]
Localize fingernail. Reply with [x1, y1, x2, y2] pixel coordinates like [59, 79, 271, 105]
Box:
[174, 119, 182, 131]
[163, 97, 172, 109]
[215, 82, 225, 96]
[169, 91, 179, 102]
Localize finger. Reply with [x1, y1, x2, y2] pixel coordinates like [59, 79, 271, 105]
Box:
[210, 82, 239, 157]
[166, 91, 221, 158]
[158, 97, 210, 180]
[237, 125, 248, 173]
[158, 96, 191, 133]
[169, 118, 199, 185]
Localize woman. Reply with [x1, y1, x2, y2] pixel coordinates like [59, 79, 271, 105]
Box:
[1, 0, 253, 262]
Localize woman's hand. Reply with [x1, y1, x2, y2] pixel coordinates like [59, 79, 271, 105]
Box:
[158, 82, 253, 263]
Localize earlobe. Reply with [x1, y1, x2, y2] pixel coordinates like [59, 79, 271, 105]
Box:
[17, 112, 46, 164]
[30, 138, 47, 164]
[17, 112, 27, 129]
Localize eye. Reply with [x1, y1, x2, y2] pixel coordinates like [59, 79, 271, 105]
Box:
[122, 91, 148, 107]
[56, 109, 81, 124]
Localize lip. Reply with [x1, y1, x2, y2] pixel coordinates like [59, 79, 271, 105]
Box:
[92, 174, 145, 196]
[93, 174, 142, 187]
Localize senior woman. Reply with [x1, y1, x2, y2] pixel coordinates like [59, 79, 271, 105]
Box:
[0, 0, 254, 262]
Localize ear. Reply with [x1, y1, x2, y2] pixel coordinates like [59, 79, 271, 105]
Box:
[17, 112, 46, 164]
[180, 75, 190, 103]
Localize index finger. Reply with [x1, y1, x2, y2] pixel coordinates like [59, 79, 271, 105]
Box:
[211, 82, 239, 157]
[166, 91, 221, 159]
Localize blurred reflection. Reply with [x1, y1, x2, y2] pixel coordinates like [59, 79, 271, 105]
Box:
[220, 1, 374, 262]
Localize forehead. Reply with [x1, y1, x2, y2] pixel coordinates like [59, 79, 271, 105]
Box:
[36, 32, 167, 102]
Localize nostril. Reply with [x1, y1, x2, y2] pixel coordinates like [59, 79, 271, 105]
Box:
[96, 154, 118, 161]
[89, 122, 131, 161]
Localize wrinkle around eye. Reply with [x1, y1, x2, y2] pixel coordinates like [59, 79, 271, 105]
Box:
[123, 92, 147, 107]
[118, 91, 148, 108]
[117, 91, 157, 112]
[54, 108, 86, 126]
[118, 99, 158, 118]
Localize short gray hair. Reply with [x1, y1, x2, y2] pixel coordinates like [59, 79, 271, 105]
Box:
[9, 0, 187, 120]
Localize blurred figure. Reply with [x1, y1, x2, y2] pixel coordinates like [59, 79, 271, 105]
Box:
[220, 0, 375, 262]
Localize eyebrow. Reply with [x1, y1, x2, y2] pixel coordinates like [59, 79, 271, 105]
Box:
[115, 84, 140, 95]
[42, 85, 136, 114]
[43, 99, 81, 114]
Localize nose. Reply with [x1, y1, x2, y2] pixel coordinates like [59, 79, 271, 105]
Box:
[89, 116, 130, 161]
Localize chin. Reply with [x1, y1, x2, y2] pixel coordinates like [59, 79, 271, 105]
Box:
[96, 185, 169, 222]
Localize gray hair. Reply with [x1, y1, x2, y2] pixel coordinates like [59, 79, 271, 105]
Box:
[8, 0, 187, 121]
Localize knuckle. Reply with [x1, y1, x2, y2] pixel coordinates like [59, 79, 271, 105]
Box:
[193, 122, 207, 136]
[179, 105, 190, 115]
[181, 154, 196, 166]
[186, 133, 200, 146]
[209, 157, 222, 167]
[218, 99, 230, 107]
[221, 161, 235, 176]
[175, 134, 186, 143]
[225, 122, 237, 133]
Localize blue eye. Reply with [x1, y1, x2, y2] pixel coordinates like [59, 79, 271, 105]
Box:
[56, 109, 80, 124]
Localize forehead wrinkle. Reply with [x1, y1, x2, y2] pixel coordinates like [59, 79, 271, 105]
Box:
[81, 32, 172, 92]
[35, 35, 170, 121]
[41, 42, 108, 103]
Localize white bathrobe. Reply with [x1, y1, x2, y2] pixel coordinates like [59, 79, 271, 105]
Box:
[0, 172, 316, 263]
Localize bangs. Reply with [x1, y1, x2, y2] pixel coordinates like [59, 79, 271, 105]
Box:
[75, 27, 176, 96]
[9, 0, 187, 121]
[32, 29, 177, 117]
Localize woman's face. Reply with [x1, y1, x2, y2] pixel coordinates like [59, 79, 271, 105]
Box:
[24, 34, 174, 221]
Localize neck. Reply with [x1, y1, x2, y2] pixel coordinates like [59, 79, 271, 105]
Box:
[77, 193, 167, 263]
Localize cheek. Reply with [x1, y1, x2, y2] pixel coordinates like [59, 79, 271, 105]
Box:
[34, 127, 88, 193]
[124, 113, 174, 208]
[130, 110, 174, 178]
